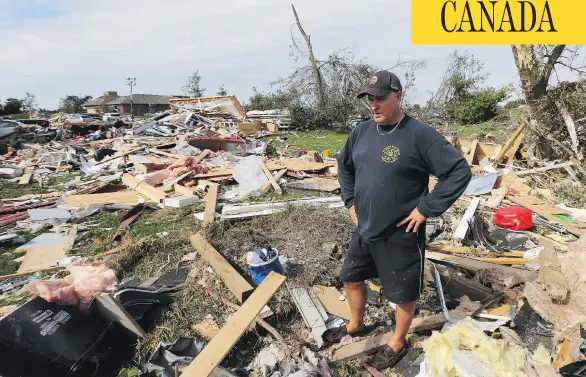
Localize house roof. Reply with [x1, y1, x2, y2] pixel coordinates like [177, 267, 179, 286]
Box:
[84, 94, 178, 107]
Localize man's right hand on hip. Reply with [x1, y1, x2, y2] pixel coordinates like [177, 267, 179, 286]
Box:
[348, 206, 358, 227]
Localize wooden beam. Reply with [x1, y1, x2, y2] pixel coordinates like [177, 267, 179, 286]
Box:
[181, 272, 286, 377]
[426, 251, 537, 279]
[148, 149, 183, 160]
[466, 139, 478, 165]
[260, 161, 282, 195]
[494, 122, 526, 168]
[259, 169, 288, 194]
[204, 183, 219, 224]
[331, 313, 446, 362]
[516, 162, 576, 177]
[174, 184, 196, 196]
[428, 244, 526, 258]
[473, 257, 529, 265]
[190, 233, 254, 303]
[193, 150, 211, 164]
[122, 173, 167, 203]
[95, 146, 146, 166]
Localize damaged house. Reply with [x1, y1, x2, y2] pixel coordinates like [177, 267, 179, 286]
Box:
[83, 92, 184, 116]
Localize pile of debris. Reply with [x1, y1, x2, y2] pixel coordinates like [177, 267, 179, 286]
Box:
[0, 112, 585, 377]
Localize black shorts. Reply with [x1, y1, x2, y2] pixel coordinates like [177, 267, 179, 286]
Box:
[340, 225, 426, 304]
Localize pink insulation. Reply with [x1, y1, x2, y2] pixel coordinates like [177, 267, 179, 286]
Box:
[26, 265, 117, 310]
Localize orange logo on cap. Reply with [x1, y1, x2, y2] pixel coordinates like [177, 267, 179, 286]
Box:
[369, 76, 378, 85]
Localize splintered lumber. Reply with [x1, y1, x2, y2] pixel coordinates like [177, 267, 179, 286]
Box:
[473, 257, 529, 265]
[556, 100, 579, 155]
[190, 233, 254, 303]
[181, 272, 286, 377]
[95, 146, 146, 165]
[174, 184, 196, 196]
[331, 313, 446, 362]
[148, 149, 183, 160]
[466, 139, 478, 165]
[122, 173, 167, 203]
[63, 191, 141, 209]
[494, 122, 526, 168]
[516, 162, 576, 177]
[454, 197, 480, 240]
[259, 169, 287, 194]
[19, 167, 34, 185]
[193, 150, 211, 164]
[260, 161, 282, 195]
[425, 251, 536, 279]
[204, 183, 219, 224]
[428, 244, 526, 258]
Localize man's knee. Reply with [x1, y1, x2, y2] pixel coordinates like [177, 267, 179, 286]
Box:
[343, 280, 366, 290]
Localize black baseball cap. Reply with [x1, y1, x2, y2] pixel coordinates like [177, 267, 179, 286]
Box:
[357, 71, 403, 99]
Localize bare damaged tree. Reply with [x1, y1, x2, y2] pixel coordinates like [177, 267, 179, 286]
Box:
[291, 4, 326, 107]
[511, 44, 586, 179]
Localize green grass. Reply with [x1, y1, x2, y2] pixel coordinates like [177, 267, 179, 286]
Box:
[270, 130, 349, 153]
[0, 251, 25, 276]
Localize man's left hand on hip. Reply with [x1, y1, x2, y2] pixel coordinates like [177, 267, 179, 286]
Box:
[397, 207, 427, 233]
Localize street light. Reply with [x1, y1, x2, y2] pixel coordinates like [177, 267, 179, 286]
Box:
[125, 77, 136, 120]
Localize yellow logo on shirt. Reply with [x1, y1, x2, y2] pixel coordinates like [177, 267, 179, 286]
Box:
[382, 145, 400, 163]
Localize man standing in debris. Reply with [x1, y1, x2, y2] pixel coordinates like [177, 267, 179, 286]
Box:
[327, 71, 471, 369]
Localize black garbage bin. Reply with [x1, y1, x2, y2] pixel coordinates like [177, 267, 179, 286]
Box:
[0, 297, 137, 377]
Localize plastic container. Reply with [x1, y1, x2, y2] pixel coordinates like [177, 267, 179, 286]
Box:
[493, 206, 533, 231]
[248, 248, 284, 285]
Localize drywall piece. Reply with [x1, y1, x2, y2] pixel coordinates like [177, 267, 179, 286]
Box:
[164, 195, 200, 208]
[93, 294, 146, 338]
[190, 233, 254, 304]
[27, 208, 71, 221]
[181, 272, 286, 377]
[313, 285, 351, 320]
[454, 197, 480, 240]
[288, 286, 328, 348]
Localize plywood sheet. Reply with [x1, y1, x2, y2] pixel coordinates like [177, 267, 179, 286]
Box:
[64, 191, 141, 209]
[17, 245, 66, 273]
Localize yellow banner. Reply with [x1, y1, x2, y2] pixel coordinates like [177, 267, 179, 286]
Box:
[412, 0, 586, 44]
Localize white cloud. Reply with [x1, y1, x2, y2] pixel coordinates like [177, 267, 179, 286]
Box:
[1, 0, 575, 109]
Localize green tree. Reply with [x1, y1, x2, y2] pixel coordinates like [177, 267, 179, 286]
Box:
[59, 95, 92, 113]
[182, 71, 206, 97]
[216, 85, 227, 96]
[2, 98, 23, 115]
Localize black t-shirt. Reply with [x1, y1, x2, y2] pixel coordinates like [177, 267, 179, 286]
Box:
[337, 114, 472, 243]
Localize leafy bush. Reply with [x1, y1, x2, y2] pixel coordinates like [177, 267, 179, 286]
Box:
[448, 88, 510, 124]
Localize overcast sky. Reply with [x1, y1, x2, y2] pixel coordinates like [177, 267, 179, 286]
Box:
[0, 0, 578, 110]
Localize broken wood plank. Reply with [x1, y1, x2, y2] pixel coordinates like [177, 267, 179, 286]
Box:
[174, 184, 196, 196]
[64, 191, 141, 209]
[436, 264, 493, 302]
[516, 162, 576, 177]
[95, 146, 146, 165]
[161, 171, 193, 192]
[488, 305, 511, 316]
[313, 285, 351, 320]
[285, 177, 340, 192]
[473, 257, 529, 265]
[204, 183, 219, 224]
[148, 148, 184, 160]
[18, 171, 33, 185]
[426, 251, 537, 279]
[428, 244, 526, 258]
[193, 150, 211, 164]
[181, 272, 286, 377]
[555, 100, 580, 156]
[466, 139, 478, 165]
[192, 318, 220, 339]
[122, 173, 167, 203]
[258, 168, 287, 194]
[331, 313, 446, 362]
[17, 245, 66, 273]
[190, 233, 254, 303]
[494, 122, 526, 168]
[261, 161, 282, 195]
[454, 197, 480, 240]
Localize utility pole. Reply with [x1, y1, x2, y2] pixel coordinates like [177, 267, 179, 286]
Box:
[125, 77, 136, 120]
